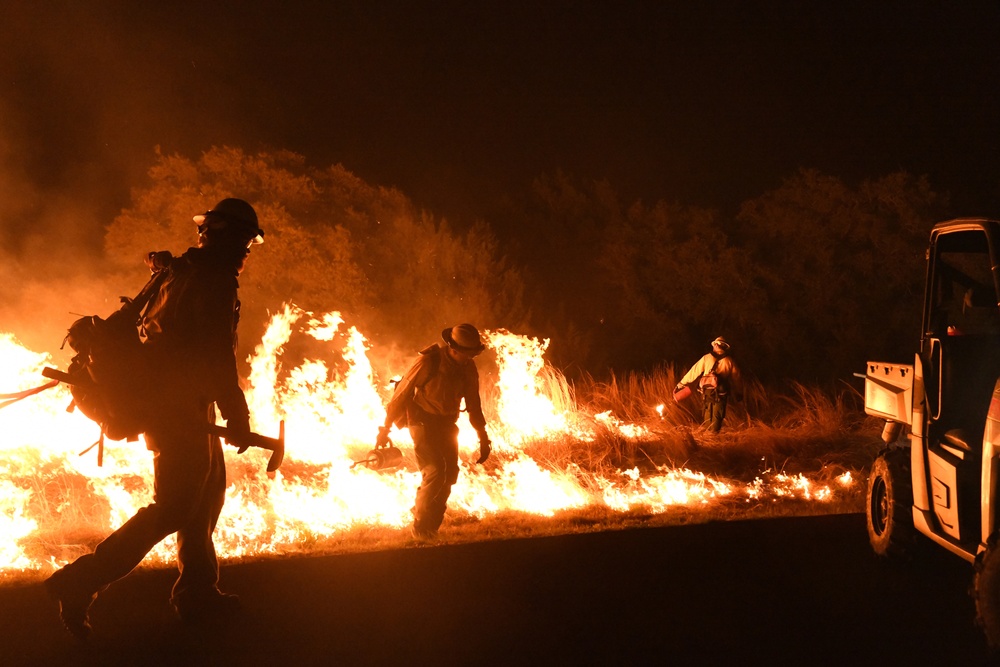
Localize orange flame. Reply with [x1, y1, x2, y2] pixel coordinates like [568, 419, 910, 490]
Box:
[0, 308, 854, 576]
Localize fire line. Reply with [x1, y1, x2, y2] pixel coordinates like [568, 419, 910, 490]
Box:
[0, 308, 852, 576]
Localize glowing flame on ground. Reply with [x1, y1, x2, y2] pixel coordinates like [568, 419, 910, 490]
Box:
[0, 310, 856, 576]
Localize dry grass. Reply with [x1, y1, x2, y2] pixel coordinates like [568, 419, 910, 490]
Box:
[1, 370, 882, 587]
[15, 455, 116, 564]
[241, 369, 880, 565]
[548, 368, 881, 481]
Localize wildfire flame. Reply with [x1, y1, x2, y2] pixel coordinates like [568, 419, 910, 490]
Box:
[0, 308, 854, 576]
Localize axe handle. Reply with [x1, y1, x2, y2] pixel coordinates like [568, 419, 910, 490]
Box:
[207, 424, 280, 451]
[208, 421, 285, 473]
[45, 366, 285, 472]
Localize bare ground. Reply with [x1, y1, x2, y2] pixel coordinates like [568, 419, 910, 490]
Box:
[0, 513, 993, 666]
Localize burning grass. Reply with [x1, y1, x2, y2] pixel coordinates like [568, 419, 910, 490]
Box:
[0, 322, 880, 587]
[560, 368, 879, 481]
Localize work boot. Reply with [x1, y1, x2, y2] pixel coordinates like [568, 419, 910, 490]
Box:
[44, 568, 96, 641]
[172, 587, 242, 623]
[410, 523, 439, 542]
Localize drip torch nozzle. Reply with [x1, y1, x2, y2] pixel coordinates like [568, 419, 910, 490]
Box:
[352, 437, 404, 471]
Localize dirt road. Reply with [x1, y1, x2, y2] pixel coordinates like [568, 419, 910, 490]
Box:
[0, 513, 992, 665]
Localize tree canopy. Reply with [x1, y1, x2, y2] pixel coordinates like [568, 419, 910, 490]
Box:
[496, 168, 948, 383]
[106, 147, 954, 385]
[105, 147, 526, 356]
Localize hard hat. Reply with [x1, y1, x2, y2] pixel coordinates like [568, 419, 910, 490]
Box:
[442, 323, 486, 356]
[194, 198, 264, 245]
[711, 336, 731, 351]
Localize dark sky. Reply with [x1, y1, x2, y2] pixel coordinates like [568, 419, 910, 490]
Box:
[2, 1, 999, 255]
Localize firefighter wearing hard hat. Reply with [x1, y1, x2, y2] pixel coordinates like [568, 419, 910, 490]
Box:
[45, 198, 264, 638]
[377, 323, 492, 540]
[676, 337, 743, 433]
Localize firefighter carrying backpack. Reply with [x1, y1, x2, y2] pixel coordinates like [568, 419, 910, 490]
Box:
[390, 345, 442, 429]
[698, 359, 721, 397]
[56, 268, 169, 442]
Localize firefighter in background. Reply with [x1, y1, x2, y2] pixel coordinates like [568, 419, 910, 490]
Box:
[45, 198, 264, 639]
[676, 336, 743, 433]
[376, 324, 492, 540]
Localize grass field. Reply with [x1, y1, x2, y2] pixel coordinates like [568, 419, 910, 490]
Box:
[222, 367, 885, 562]
[1, 365, 885, 585]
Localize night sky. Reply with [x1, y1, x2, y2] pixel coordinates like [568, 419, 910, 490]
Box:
[2, 1, 999, 256]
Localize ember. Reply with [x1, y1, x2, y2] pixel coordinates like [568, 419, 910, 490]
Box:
[0, 309, 854, 577]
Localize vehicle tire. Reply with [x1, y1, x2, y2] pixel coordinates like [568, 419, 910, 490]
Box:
[866, 447, 915, 557]
[975, 539, 1000, 648]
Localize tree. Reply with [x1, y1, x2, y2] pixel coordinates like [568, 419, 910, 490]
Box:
[735, 169, 947, 381]
[104, 146, 525, 362]
[512, 167, 947, 383]
[600, 199, 766, 372]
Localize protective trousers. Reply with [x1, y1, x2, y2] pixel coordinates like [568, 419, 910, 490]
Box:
[56, 403, 226, 604]
[702, 391, 729, 433]
[411, 421, 460, 533]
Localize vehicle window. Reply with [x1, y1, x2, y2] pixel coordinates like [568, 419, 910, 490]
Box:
[931, 230, 999, 336]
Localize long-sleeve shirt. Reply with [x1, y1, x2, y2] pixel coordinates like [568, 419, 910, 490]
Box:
[384, 343, 487, 434]
[680, 352, 742, 397]
[140, 247, 249, 424]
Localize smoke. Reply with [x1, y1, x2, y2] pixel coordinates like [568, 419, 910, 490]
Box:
[0, 5, 265, 359]
[0, 83, 116, 360]
[0, 160, 117, 360]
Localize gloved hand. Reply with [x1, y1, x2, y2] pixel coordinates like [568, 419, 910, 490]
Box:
[227, 418, 252, 454]
[476, 437, 492, 464]
[375, 425, 391, 449]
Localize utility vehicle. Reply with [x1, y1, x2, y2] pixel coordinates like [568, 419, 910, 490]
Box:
[864, 218, 1000, 644]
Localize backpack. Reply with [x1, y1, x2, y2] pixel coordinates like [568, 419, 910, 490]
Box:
[698, 359, 721, 396]
[391, 346, 442, 429]
[699, 372, 719, 391]
[60, 269, 168, 441]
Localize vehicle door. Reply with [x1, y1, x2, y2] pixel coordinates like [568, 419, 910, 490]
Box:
[920, 225, 1000, 542]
